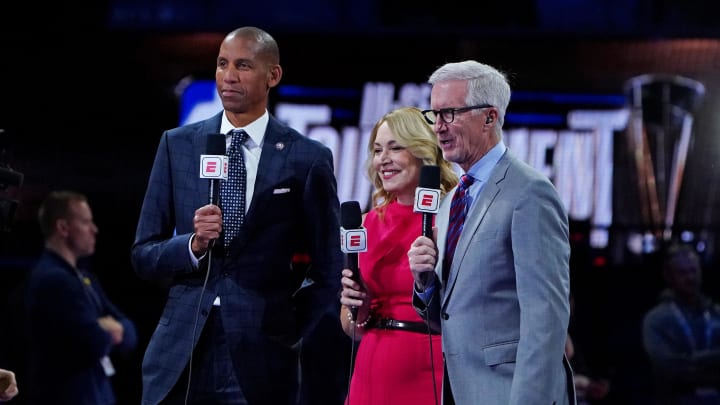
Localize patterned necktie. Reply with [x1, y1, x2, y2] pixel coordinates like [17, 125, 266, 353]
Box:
[220, 129, 248, 247]
[443, 174, 475, 283]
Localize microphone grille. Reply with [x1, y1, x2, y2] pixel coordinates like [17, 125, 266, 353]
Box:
[340, 201, 362, 229]
[206, 133, 226, 155]
[419, 165, 440, 188]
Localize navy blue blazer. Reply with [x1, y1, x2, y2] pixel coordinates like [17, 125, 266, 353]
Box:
[131, 112, 343, 405]
[25, 250, 138, 405]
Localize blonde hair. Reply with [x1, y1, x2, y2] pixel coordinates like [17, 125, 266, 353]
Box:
[365, 107, 458, 215]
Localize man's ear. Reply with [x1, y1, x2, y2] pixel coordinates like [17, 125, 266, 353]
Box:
[56, 219, 69, 237]
[267, 64, 282, 89]
[485, 110, 496, 125]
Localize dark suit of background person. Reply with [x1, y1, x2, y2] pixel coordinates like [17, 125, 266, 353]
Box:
[407, 60, 576, 405]
[131, 27, 343, 405]
[642, 244, 720, 405]
[25, 190, 138, 405]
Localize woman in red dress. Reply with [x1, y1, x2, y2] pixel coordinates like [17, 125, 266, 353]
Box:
[339, 107, 458, 405]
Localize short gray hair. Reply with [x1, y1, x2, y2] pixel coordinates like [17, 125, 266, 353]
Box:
[428, 60, 511, 129]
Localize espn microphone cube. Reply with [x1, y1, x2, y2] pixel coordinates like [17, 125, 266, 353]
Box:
[340, 227, 367, 253]
[199, 155, 229, 179]
[413, 187, 440, 213]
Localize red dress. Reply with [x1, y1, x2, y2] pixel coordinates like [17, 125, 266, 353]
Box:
[345, 201, 443, 405]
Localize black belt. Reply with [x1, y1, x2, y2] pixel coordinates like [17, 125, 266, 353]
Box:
[370, 317, 439, 335]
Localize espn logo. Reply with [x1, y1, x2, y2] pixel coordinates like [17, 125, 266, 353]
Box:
[199, 155, 228, 180]
[340, 227, 367, 253]
[414, 187, 440, 213]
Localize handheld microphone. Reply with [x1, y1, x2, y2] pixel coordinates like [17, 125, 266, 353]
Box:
[414, 165, 441, 238]
[414, 165, 441, 286]
[340, 201, 367, 321]
[200, 134, 228, 205]
[199, 134, 228, 250]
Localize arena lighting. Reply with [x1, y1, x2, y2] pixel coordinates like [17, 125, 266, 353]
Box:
[592, 255, 608, 268]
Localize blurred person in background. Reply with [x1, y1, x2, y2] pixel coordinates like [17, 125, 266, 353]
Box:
[25, 190, 138, 405]
[642, 243, 720, 405]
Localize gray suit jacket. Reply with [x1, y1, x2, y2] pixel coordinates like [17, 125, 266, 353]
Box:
[414, 150, 576, 405]
[131, 111, 343, 405]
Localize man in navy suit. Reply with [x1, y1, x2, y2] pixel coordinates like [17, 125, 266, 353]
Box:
[131, 26, 343, 404]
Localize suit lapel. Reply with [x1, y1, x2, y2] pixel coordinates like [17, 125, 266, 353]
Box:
[245, 119, 291, 220]
[443, 153, 511, 304]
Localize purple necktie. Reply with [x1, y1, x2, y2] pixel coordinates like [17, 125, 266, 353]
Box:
[220, 129, 248, 247]
[443, 174, 475, 283]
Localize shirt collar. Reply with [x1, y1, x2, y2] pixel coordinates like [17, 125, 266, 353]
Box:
[466, 140, 506, 184]
[220, 110, 269, 147]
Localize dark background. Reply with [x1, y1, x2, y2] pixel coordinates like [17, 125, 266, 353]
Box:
[2, 1, 720, 404]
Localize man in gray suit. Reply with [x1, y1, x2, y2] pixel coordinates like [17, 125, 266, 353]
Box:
[131, 26, 343, 404]
[407, 60, 576, 405]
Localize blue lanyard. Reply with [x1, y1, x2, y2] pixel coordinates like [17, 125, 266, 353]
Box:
[669, 302, 712, 351]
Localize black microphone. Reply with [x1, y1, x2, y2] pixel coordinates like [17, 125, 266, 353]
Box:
[415, 165, 441, 238]
[199, 134, 228, 250]
[414, 165, 441, 285]
[200, 134, 228, 205]
[340, 201, 367, 321]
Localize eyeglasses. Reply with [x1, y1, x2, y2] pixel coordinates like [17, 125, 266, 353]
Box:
[421, 104, 494, 125]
